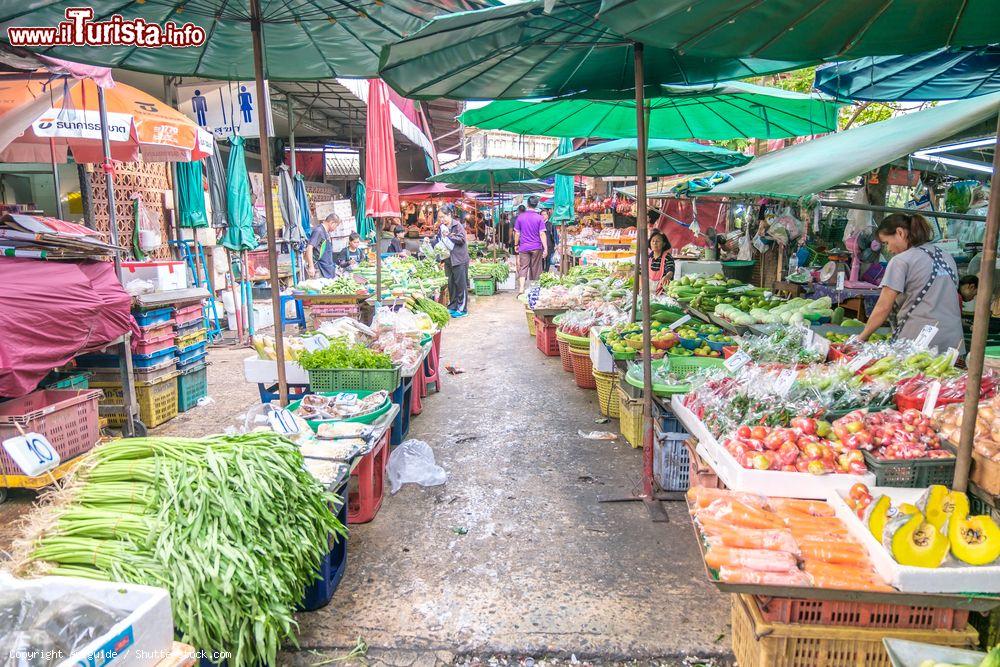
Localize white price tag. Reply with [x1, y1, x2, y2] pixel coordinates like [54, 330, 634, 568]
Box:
[836, 271, 845, 291]
[922, 381, 942, 417]
[799, 326, 815, 348]
[848, 354, 872, 373]
[945, 347, 959, 368]
[2, 433, 60, 476]
[668, 314, 692, 330]
[302, 335, 330, 353]
[724, 350, 752, 372]
[267, 408, 300, 435]
[913, 324, 938, 350]
[776, 369, 797, 394]
[809, 334, 831, 358]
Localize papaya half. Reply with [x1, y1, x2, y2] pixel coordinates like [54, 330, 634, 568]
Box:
[948, 509, 1000, 566]
[867, 495, 892, 542]
[920, 485, 970, 533]
[887, 512, 950, 568]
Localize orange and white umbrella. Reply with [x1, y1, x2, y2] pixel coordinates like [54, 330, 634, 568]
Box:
[0, 73, 213, 163]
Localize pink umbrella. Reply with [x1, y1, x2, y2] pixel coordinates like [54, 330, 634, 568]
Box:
[400, 182, 464, 201]
[365, 78, 401, 298]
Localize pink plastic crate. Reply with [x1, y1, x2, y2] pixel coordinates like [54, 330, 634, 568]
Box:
[174, 304, 204, 326]
[0, 390, 101, 475]
[133, 333, 176, 356]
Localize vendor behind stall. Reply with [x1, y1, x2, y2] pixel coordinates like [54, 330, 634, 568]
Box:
[334, 232, 366, 271]
[859, 213, 963, 351]
[387, 225, 407, 254]
[649, 230, 675, 294]
[306, 214, 341, 279]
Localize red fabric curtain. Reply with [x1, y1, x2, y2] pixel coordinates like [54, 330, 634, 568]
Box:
[365, 79, 401, 218]
[654, 199, 728, 249]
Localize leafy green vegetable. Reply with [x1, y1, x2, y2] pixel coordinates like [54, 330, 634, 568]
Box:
[411, 296, 451, 329]
[298, 339, 393, 370]
[470, 261, 510, 283]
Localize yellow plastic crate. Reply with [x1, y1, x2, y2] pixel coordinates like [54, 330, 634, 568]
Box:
[91, 372, 180, 429]
[594, 370, 619, 418]
[731, 594, 978, 667]
[526, 309, 536, 336]
[176, 327, 207, 350]
[617, 384, 644, 448]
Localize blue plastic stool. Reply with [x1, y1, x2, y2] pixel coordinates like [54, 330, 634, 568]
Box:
[257, 383, 311, 403]
[298, 481, 348, 611]
[390, 377, 413, 447]
[280, 294, 307, 331]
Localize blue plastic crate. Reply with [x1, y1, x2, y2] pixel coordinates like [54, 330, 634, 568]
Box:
[132, 346, 177, 369]
[133, 307, 173, 328]
[653, 431, 690, 492]
[298, 487, 348, 612]
[653, 402, 688, 436]
[177, 350, 208, 370]
[76, 347, 176, 369]
[390, 376, 413, 447]
[176, 341, 207, 365]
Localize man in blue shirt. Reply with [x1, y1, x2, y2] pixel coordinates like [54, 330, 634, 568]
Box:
[306, 214, 341, 279]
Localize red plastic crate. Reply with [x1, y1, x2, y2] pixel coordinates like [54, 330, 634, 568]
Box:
[133, 333, 176, 356]
[754, 596, 969, 630]
[535, 317, 559, 356]
[348, 429, 389, 524]
[135, 320, 175, 341]
[0, 390, 101, 475]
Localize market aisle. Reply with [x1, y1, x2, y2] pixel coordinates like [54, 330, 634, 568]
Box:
[289, 294, 731, 665]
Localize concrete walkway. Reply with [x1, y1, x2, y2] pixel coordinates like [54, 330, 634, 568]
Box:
[289, 294, 731, 665]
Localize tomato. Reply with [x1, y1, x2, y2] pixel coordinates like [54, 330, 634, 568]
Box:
[849, 482, 871, 501]
[763, 432, 785, 451]
[737, 425, 752, 439]
[750, 425, 768, 440]
[791, 417, 816, 436]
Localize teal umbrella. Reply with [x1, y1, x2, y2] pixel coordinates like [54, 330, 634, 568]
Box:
[532, 138, 751, 178]
[0, 0, 498, 80]
[221, 136, 256, 252]
[551, 139, 575, 225]
[458, 82, 841, 140]
[597, 0, 998, 61]
[429, 158, 536, 186]
[458, 179, 550, 194]
[378, 0, 808, 100]
[176, 160, 209, 228]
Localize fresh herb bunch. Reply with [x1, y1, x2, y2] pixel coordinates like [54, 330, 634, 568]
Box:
[412, 296, 451, 329]
[298, 340, 393, 369]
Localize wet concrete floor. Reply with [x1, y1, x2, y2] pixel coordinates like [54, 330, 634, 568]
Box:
[0, 292, 731, 666]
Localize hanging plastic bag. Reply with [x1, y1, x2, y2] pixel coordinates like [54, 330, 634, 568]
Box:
[737, 228, 753, 261]
[132, 193, 161, 253]
[386, 439, 447, 493]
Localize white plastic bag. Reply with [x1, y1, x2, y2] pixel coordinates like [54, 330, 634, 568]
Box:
[386, 439, 447, 494]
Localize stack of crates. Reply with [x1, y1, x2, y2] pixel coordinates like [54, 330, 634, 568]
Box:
[78, 306, 181, 429]
[174, 302, 209, 412]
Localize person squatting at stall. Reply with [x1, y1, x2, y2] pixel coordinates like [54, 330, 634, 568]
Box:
[438, 206, 469, 318]
[859, 212, 964, 352]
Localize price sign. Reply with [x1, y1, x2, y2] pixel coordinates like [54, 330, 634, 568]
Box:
[945, 347, 959, 368]
[836, 271, 845, 291]
[913, 324, 938, 350]
[267, 408, 300, 435]
[798, 326, 815, 348]
[922, 381, 942, 417]
[809, 334, 831, 359]
[776, 369, 797, 395]
[724, 350, 752, 372]
[2, 433, 60, 476]
[848, 354, 872, 373]
[668, 314, 692, 331]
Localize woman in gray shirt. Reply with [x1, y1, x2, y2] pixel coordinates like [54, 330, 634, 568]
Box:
[859, 213, 963, 352]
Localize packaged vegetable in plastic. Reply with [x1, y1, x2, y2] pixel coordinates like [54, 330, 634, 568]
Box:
[386, 439, 447, 494]
[30, 594, 122, 656]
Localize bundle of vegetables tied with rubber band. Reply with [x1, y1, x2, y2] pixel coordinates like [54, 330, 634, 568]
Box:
[15, 433, 345, 667]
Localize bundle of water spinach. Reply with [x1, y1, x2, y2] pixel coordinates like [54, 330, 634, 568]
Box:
[23, 432, 345, 667]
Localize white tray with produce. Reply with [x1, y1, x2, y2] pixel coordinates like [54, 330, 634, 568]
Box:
[671, 396, 876, 499]
[243, 355, 310, 385]
[883, 639, 991, 667]
[1, 571, 173, 667]
[828, 486, 1000, 593]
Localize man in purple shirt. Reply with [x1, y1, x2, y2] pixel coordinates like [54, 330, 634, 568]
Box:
[514, 195, 548, 293]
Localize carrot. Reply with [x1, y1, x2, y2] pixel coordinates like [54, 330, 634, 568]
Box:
[687, 487, 768, 509]
[706, 528, 800, 554]
[718, 566, 812, 587]
[705, 546, 799, 572]
[802, 560, 883, 584]
[808, 572, 894, 592]
[768, 497, 836, 517]
[800, 542, 872, 566]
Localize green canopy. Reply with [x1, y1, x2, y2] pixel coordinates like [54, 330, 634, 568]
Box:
[0, 0, 497, 80]
[459, 82, 840, 140]
[702, 92, 1000, 200]
[378, 0, 808, 100]
[176, 160, 209, 228]
[551, 139, 575, 224]
[597, 0, 999, 61]
[221, 136, 257, 251]
[458, 179, 551, 195]
[532, 138, 751, 178]
[429, 158, 536, 187]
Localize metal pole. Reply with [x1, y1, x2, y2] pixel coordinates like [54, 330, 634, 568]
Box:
[954, 114, 1000, 492]
[97, 85, 139, 436]
[817, 198, 987, 222]
[48, 139, 63, 220]
[634, 43, 657, 509]
[250, 0, 289, 405]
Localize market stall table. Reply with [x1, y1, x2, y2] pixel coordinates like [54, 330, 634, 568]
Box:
[806, 283, 880, 320]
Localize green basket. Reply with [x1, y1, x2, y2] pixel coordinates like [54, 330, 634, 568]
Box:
[177, 362, 208, 412]
[288, 390, 392, 432]
[473, 277, 497, 296]
[625, 356, 726, 396]
[556, 330, 590, 348]
[861, 450, 957, 488]
[664, 355, 726, 376]
[308, 366, 401, 393]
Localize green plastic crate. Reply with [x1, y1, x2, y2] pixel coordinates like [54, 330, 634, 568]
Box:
[42, 371, 91, 390]
[861, 450, 957, 488]
[664, 354, 726, 377]
[177, 362, 208, 412]
[472, 278, 497, 296]
[308, 366, 401, 393]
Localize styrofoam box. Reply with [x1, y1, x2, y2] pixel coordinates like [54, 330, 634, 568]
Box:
[226, 303, 274, 332]
[1, 571, 173, 667]
[671, 395, 876, 499]
[121, 261, 188, 292]
[589, 327, 615, 373]
[828, 486, 1000, 593]
[674, 260, 724, 280]
[243, 355, 309, 385]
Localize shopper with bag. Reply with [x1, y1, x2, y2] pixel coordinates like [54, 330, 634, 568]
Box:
[438, 206, 469, 318]
[514, 196, 548, 292]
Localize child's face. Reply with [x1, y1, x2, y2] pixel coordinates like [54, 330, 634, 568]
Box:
[961, 284, 978, 301]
